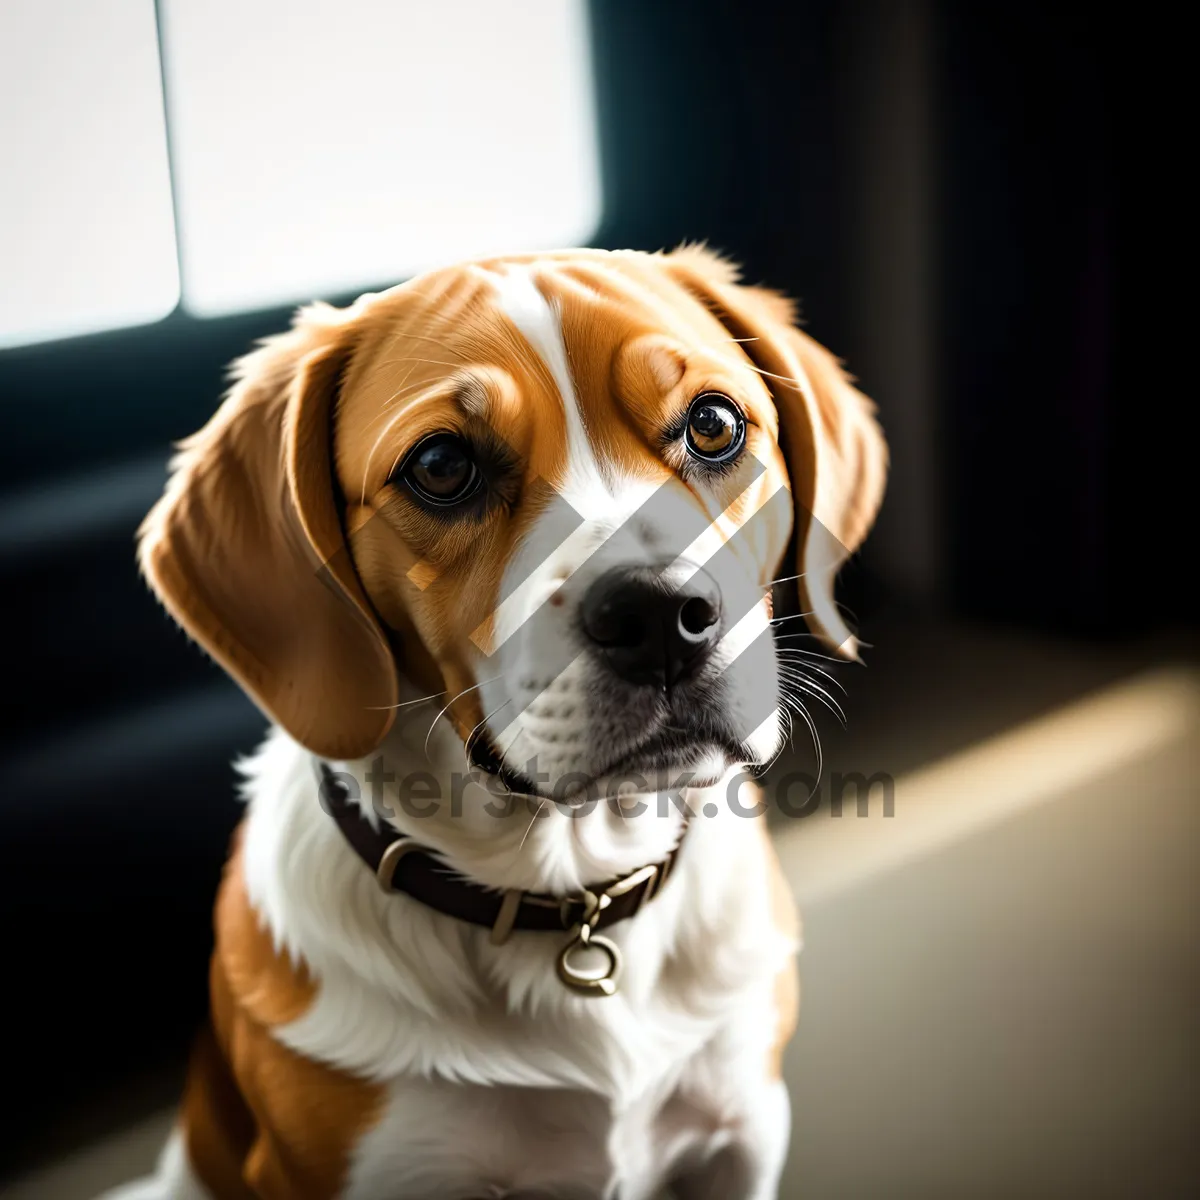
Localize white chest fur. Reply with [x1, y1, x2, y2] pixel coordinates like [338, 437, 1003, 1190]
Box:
[234, 727, 794, 1199]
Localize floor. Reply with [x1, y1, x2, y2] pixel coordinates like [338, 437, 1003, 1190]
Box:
[7, 618, 1199, 1198]
[779, 665, 1200, 1198]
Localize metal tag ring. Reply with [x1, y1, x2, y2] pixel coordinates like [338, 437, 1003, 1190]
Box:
[556, 929, 622, 997]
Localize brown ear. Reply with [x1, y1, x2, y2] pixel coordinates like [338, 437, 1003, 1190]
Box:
[666, 245, 888, 657]
[138, 302, 398, 759]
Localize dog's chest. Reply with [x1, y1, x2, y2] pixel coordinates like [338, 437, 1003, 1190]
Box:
[341, 1062, 726, 1200]
[343, 1077, 611, 1199]
[237, 738, 791, 1197]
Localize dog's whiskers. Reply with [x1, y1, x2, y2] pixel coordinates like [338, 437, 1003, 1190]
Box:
[516, 798, 547, 854]
[755, 707, 793, 776]
[775, 650, 846, 694]
[463, 698, 513, 770]
[729, 356, 810, 393]
[778, 665, 846, 725]
[762, 569, 809, 589]
[423, 676, 503, 763]
[771, 634, 846, 664]
[769, 611, 816, 626]
[364, 688, 445, 712]
[480, 716, 529, 806]
[778, 689, 824, 784]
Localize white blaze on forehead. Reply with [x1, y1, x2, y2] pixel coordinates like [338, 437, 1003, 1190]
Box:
[468, 263, 661, 655]
[474, 262, 606, 506]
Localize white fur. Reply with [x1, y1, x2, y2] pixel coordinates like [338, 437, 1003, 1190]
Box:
[479, 262, 607, 505]
[258, 725, 794, 1199]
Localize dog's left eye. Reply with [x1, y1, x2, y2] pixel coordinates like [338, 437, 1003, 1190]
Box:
[685, 394, 745, 463]
[398, 433, 482, 506]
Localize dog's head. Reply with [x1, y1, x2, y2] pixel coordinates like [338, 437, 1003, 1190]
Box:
[140, 247, 886, 796]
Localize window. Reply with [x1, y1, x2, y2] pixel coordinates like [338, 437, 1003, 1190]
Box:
[0, 0, 179, 349]
[0, 1, 601, 345]
[160, 0, 601, 316]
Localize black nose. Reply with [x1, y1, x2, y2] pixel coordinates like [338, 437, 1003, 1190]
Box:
[580, 564, 723, 687]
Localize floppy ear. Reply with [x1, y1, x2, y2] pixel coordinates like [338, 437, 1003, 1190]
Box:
[138, 302, 399, 759]
[666, 245, 888, 658]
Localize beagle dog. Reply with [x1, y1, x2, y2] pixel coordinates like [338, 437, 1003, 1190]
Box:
[115, 246, 886, 1200]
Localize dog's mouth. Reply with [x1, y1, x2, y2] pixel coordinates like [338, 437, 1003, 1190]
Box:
[590, 731, 753, 792]
[467, 720, 754, 801]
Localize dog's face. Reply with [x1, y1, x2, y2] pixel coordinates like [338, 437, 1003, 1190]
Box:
[141, 248, 886, 793]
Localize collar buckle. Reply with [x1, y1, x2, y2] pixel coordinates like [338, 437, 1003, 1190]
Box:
[377, 838, 429, 892]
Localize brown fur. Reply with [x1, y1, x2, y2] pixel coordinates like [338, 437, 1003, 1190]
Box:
[182, 835, 385, 1198]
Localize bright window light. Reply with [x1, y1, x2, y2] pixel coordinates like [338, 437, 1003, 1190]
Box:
[159, 0, 602, 317]
[0, 0, 179, 349]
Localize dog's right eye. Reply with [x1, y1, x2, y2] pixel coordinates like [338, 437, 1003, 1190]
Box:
[398, 434, 483, 506]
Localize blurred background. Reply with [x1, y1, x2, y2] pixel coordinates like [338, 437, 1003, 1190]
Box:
[1, 1, 1194, 1196]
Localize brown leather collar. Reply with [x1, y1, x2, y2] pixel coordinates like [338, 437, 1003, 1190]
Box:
[317, 761, 687, 948]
